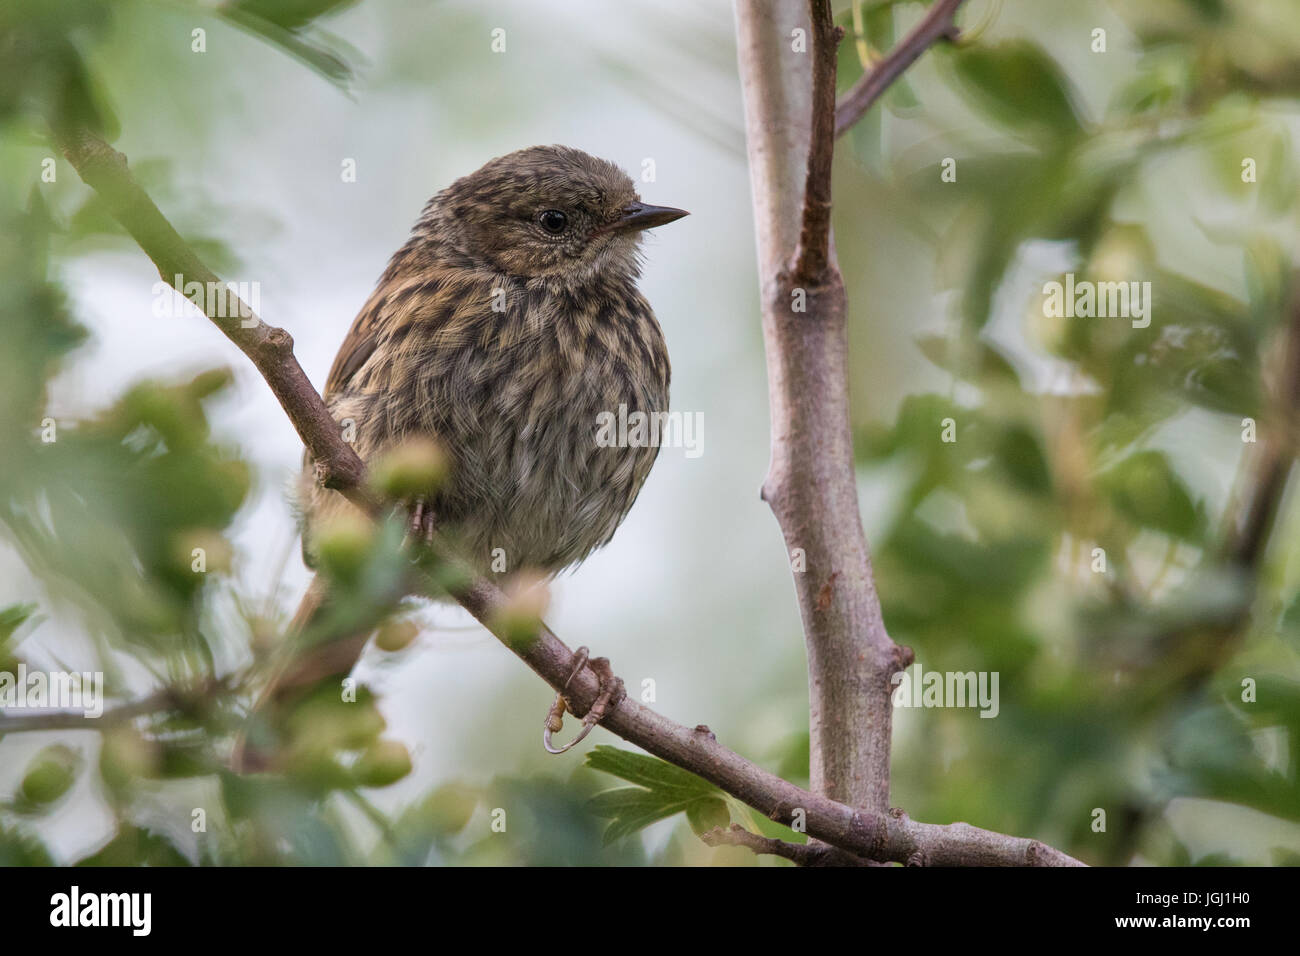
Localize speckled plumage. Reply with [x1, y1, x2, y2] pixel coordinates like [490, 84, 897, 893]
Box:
[302, 146, 682, 574]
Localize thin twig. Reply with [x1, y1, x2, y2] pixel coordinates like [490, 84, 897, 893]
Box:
[834, 0, 966, 138]
[1223, 277, 1300, 569]
[700, 823, 878, 866]
[0, 681, 221, 734]
[792, 0, 843, 285]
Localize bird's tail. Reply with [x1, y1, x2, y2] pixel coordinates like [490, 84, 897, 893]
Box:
[230, 574, 373, 773]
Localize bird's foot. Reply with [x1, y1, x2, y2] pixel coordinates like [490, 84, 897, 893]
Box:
[402, 496, 438, 550]
[543, 646, 625, 754]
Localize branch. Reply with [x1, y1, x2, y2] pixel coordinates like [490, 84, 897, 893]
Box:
[1222, 275, 1300, 569]
[701, 823, 871, 866]
[57, 126, 1083, 866]
[731, 0, 1084, 868]
[834, 0, 966, 139]
[0, 681, 222, 734]
[791, 0, 842, 285]
[736, 0, 901, 814]
[696, 810, 1080, 867]
[452, 584, 1082, 865]
[54, 128, 378, 510]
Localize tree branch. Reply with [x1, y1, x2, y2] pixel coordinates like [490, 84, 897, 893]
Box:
[1222, 274, 1300, 569]
[54, 128, 377, 510]
[452, 584, 1082, 865]
[0, 681, 223, 735]
[792, 0, 842, 285]
[834, 0, 966, 139]
[731, 0, 1083, 868]
[56, 125, 1083, 866]
[736, 0, 901, 815]
[700, 823, 870, 866]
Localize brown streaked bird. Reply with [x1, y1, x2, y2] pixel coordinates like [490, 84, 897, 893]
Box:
[303, 144, 686, 572]
[234, 146, 686, 770]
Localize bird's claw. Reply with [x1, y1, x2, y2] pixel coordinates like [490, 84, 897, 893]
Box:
[543, 646, 624, 754]
[401, 496, 438, 553]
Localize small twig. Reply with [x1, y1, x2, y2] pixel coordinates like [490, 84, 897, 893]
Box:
[0, 681, 221, 734]
[791, 0, 842, 286]
[1222, 276, 1300, 569]
[701, 823, 873, 866]
[834, 0, 967, 138]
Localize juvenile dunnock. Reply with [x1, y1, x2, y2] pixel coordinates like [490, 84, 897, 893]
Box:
[303, 144, 687, 574]
[236, 146, 686, 770]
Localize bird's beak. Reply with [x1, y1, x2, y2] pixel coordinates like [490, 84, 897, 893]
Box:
[613, 202, 689, 233]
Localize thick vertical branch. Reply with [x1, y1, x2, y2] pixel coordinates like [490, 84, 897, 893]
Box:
[734, 0, 904, 813]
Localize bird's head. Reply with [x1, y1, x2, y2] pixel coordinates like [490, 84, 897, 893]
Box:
[425, 145, 688, 283]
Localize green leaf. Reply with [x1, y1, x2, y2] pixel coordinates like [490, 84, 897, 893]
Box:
[684, 797, 730, 836]
[380, 782, 480, 865]
[76, 825, 190, 866]
[585, 746, 729, 844]
[0, 601, 37, 645]
[216, 2, 361, 90]
[588, 787, 703, 844]
[1097, 450, 1205, 541]
[0, 823, 54, 866]
[945, 40, 1083, 138]
[221, 0, 358, 33]
[585, 745, 720, 795]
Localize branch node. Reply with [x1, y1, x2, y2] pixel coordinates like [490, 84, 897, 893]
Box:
[265, 326, 294, 353]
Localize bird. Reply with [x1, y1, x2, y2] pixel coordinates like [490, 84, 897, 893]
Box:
[234, 145, 687, 770]
[303, 143, 687, 574]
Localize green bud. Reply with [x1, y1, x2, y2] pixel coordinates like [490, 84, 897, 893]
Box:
[353, 739, 413, 788]
[313, 512, 375, 582]
[20, 744, 80, 807]
[375, 617, 420, 653]
[368, 438, 448, 501]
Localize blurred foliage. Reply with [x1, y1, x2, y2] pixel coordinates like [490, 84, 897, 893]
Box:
[838, 0, 1300, 864]
[0, 0, 1298, 867]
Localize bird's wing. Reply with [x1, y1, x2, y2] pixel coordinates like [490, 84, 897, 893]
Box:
[324, 287, 385, 398]
[325, 263, 497, 397]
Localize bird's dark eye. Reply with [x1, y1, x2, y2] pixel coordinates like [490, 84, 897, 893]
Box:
[538, 209, 568, 234]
